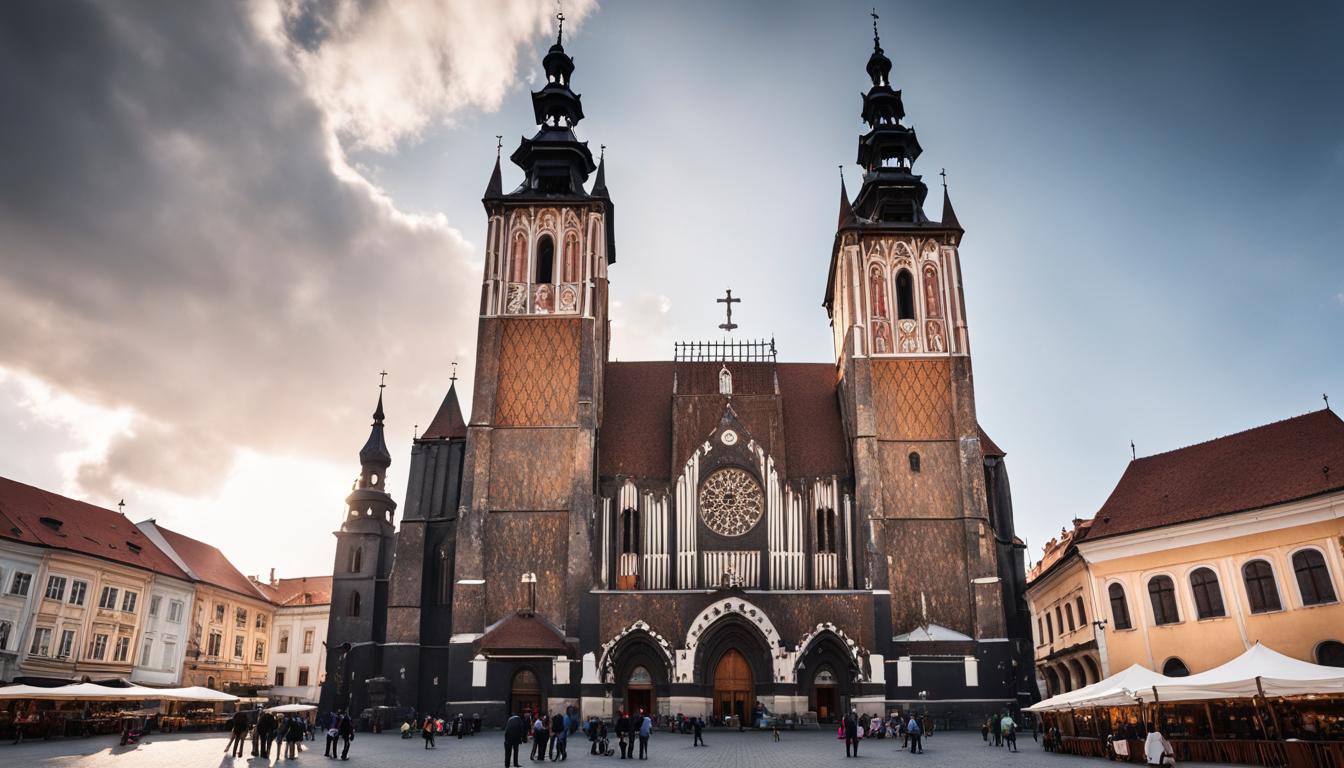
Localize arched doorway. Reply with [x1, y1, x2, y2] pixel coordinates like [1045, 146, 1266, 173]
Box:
[813, 667, 839, 723]
[510, 668, 541, 721]
[713, 649, 752, 724]
[626, 666, 655, 717]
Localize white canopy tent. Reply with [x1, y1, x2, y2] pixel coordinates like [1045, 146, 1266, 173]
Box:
[266, 703, 318, 713]
[1029, 664, 1179, 712]
[1143, 643, 1344, 702]
[0, 683, 238, 702]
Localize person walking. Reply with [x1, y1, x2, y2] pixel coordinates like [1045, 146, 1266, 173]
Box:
[228, 710, 249, 758]
[588, 716, 600, 755]
[1001, 713, 1018, 753]
[692, 716, 705, 747]
[423, 714, 437, 749]
[990, 711, 1002, 747]
[615, 710, 630, 759]
[504, 711, 526, 768]
[532, 713, 549, 761]
[288, 714, 305, 759]
[257, 710, 276, 759]
[337, 712, 354, 760]
[907, 715, 923, 754]
[843, 710, 860, 758]
[637, 710, 651, 759]
[324, 711, 339, 758]
[550, 710, 566, 760]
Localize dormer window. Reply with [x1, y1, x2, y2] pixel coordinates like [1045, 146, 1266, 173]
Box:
[39, 516, 63, 531]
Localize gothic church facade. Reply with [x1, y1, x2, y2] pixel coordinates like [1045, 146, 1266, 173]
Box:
[322, 21, 1033, 725]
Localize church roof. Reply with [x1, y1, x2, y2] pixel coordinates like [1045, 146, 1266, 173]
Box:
[979, 427, 1005, 458]
[601, 361, 676, 480]
[144, 521, 272, 602]
[422, 381, 467, 440]
[477, 611, 571, 656]
[1085, 409, 1344, 542]
[251, 575, 332, 607]
[0, 475, 189, 581]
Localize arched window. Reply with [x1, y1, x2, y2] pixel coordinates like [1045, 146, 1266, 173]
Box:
[1045, 612, 1054, 642]
[562, 232, 580, 282]
[347, 591, 361, 618]
[1316, 641, 1344, 668]
[908, 452, 921, 473]
[510, 232, 528, 282]
[895, 270, 915, 320]
[1108, 583, 1132, 630]
[1242, 560, 1282, 613]
[718, 366, 732, 396]
[868, 264, 888, 319]
[620, 508, 640, 555]
[816, 508, 837, 554]
[535, 235, 554, 284]
[349, 547, 362, 574]
[1292, 549, 1338, 606]
[1065, 603, 1075, 631]
[1036, 617, 1044, 646]
[1148, 575, 1180, 625]
[1075, 596, 1087, 626]
[1189, 567, 1226, 619]
[1055, 606, 1063, 636]
[1162, 657, 1190, 677]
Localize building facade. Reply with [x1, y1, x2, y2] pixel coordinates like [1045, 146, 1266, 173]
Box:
[322, 21, 1033, 725]
[254, 573, 331, 703]
[0, 538, 44, 681]
[1025, 409, 1344, 693]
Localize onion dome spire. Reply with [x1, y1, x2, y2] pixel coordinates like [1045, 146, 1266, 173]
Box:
[509, 11, 596, 196]
[358, 374, 392, 472]
[850, 9, 929, 224]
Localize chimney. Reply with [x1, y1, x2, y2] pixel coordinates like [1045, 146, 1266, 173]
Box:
[269, 567, 276, 585]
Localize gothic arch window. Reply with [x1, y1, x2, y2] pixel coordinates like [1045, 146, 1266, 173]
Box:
[562, 232, 580, 283]
[1162, 657, 1190, 677]
[921, 263, 942, 319]
[510, 231, 528, 283]
[620, 508, 640, 555]
[718, 366, 732, 395]
[1045, 612, 1053, 642]
[895, 270, 915, 320]
[868, 264, 888, 318]
[347, 591, 361, 618]
[437, 547, 451, 606]
[1108, 582, 1132, 630]
[908, 452, 921, 472]
[1242, 559, 1282, 613]
[535, 235, 555, 284]
[1189, 567, 1226, 619]
[1075, 596, 1087, 626]
[1292, 548, 1338, 606]
[349, 547, 362, 574]
[1065, 603, 1075, 631]
[1055, 605, 1063, 636]
[815, 508, 837, 554]
[1148, 575, 1180, 625]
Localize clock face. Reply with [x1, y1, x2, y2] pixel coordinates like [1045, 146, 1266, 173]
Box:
[698, 467, 764, 537]
[720, 429, 738, 446]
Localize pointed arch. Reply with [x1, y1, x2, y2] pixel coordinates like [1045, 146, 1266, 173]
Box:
[349, 546, 362, 574]
[895, 269, 915, 320]
[562, 230, 581, 283]
[509, 230, 529, 283]
[347, 590, 361, 617]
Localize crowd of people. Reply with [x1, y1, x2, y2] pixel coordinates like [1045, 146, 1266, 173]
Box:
[222, 708, 355, 761]
[839, 710, 928, 756]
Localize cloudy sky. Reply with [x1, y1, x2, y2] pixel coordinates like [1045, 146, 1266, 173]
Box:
[1, 1, 1341, 580]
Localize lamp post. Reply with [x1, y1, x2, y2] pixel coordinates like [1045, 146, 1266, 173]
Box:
[521, 572, 537, 616]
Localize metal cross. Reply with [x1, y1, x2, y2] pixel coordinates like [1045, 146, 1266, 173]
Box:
[871, 8, 880, 44]
[495, 135, 502, 157]
[117, 499, 125, 516]
[1130, 440, 1136, 460]
[556, 11, 565, 45]
[379, 370, 388, 389]
[450, 361, 458, 382]
[717, 289, 740, 333]
[940, 168, 947, 189]
[1325, 393, 1331, 410]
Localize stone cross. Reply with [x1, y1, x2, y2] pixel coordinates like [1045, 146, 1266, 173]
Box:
[717, 289, 740, 332]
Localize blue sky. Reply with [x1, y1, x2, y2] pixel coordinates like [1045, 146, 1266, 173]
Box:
[1, 1, 1340, 576]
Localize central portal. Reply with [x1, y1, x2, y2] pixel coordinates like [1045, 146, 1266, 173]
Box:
[713, 649, 753, 724]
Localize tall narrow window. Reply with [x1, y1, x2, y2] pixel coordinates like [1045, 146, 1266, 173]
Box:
[437, 547, 452, 606]
[620, 509, 639, 555]
[1065, 603, 1075, 631]
[1243, 560, 1282, 613]
[1075, 596, 1087, 626]
[349, 547, 362, 574]
[908, 452, 921, 473]
[1293, 549, 1338, 606]
[1189, 567, 1226, 619]
[1108, 583, 1132, 630]
[510, 232, 528, 282]
[1055, 606, 1063, 635]
[348, 591, 361, 618]
[562, 232, 580, 282]
[1148, 575, 1180, 625]
[535, 235, 554, 283]
[1045, 613, 1054, 642]
[895, 270, 915, 320]
[816, 509, 837, 554]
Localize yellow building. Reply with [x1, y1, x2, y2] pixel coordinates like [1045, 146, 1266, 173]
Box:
[1027, 409, 1344, 695]
[139, 521, 275, 690]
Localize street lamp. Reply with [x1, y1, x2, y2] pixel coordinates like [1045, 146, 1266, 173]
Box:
[520, 572, 537, 616]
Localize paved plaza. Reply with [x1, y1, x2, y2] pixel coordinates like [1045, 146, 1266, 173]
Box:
[2, 729, 1226, 768]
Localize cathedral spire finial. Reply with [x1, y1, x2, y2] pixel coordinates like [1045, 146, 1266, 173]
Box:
[556, 10, 565, 46]
[450, 361, 458, 383]
[871, 8, 882, 53]
[495, 135, 502, 158]
[940, 167, 947, 190]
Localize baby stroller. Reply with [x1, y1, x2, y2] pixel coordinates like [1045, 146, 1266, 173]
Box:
[596, 734, 615, 757]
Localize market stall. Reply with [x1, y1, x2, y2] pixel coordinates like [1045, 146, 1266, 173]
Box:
[0, 683, 240, 741]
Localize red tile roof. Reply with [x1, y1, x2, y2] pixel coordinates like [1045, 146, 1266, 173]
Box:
[600, 362, 675, 480]
[151, 523, 269, 601]
[477, 611, 570, 655]
[421, 382, 467, 440]
[776, 363, 850, 478]
[1085, 409, 1344, 541]
[252, 575, 332, 607]
[0, 476, 188, 580]
[979, 426, 1005, 458]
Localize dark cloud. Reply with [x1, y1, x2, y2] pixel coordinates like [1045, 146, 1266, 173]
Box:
[0, 0, 478, 497]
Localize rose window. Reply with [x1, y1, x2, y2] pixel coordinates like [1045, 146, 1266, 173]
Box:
[698, 468, 764, 537]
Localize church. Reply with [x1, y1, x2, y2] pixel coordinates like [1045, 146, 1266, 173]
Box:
[320, 17, 1034, 727]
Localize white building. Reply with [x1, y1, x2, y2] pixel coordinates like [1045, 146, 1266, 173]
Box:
[252, 573, 330, 703]
[130, 574, 195, 686]
[0, 539, 44, 682]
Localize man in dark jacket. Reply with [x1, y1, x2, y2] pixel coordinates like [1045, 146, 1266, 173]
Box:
[504, 712, 526, 768]
[615, 711, 630, 759]
[229, 710, 249, 758]
[257, 711, 276, 758]
[692, 716, 704, 747]
[338, 712, 354, 760]
[843, 711, 859, 758]
[550, 711, 567, 760]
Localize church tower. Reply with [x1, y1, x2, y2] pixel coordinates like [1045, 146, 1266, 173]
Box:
[446, 15, 615, 713]
[826, 15, 1010, 686]
[321, 385, 398, 714]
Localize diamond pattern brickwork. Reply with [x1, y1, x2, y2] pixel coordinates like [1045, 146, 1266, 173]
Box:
[872, 358, 954, 441]
[493, 318, 580, 426]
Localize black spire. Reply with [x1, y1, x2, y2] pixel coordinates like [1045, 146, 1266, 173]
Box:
[940, 170, 962, 233]
[484, 136, 503, 199]
[591, 145, 609, 198]
[358, 385, 392, 472]
[508, 12, 596, 196]
[849, 10, 929, 225]
[837, 167, 855, 228]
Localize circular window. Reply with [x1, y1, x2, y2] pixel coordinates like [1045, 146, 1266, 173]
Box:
[698, 468, 764, 537]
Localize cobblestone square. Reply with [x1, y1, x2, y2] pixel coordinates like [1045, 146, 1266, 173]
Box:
[3, 729, 1224, 768]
